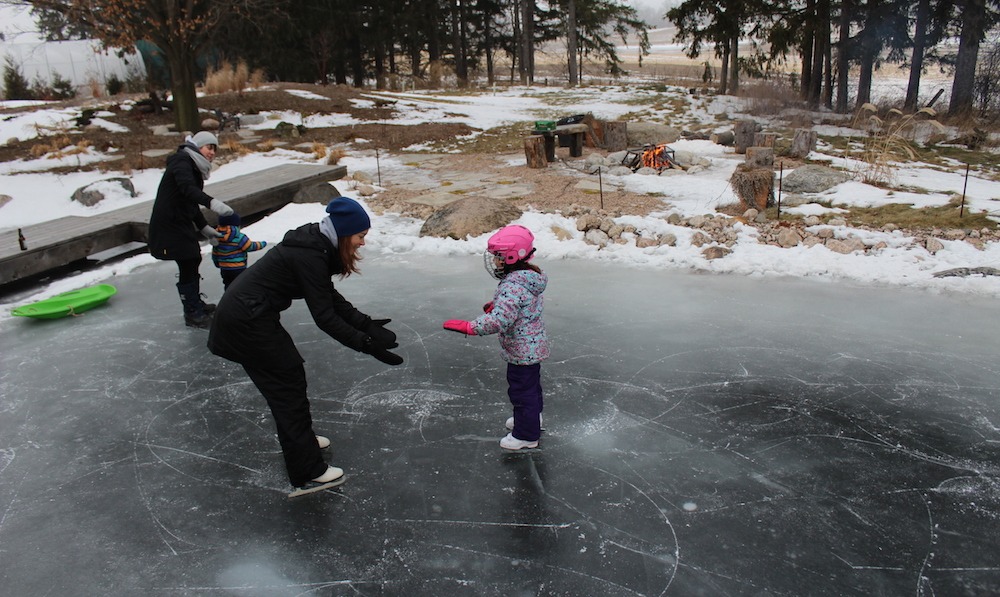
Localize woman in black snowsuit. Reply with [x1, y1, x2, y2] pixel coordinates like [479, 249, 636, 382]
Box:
[148, 131, 233, 328]
[207, 197, 402, 497]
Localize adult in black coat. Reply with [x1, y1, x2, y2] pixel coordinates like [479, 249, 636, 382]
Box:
[208, 197, 403, 497]
[148, 130, 233, 328]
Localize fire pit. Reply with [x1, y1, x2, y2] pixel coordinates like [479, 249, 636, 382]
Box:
[622, 144, 678, 172]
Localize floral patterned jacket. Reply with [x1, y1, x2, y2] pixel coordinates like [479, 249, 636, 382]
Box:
[470, 269, 549, 365]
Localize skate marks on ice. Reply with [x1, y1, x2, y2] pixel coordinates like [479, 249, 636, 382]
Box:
[3, 259, 1000, 594]
[541, 341, 1000, 595]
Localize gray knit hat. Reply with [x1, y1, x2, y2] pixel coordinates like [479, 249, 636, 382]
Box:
[191, 131, 219, 148]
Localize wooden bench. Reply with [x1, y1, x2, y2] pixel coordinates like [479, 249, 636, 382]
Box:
[531, 123, 589, 160]
[0, 163, 346, 287]
[555, 123, 589, 157]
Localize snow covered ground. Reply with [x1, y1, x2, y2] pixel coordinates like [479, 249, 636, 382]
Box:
[2, 82, 999, 317]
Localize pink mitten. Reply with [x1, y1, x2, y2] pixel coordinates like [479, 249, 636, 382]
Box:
[443, 320, 475, 335]
[483, 301, 494, 313]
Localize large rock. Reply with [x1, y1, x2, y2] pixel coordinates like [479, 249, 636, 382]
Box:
[71, 178, 136, 207]
[782, 165, 851, 193]
[419, 196, 522, 239]
[626, 122, 681, 147]
[293, 182, 341, 204]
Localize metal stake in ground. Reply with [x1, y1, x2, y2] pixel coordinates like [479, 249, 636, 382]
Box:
[961, 163, 969, 218]
[777, 161, 783, 220]
[598, 166, 604, 210]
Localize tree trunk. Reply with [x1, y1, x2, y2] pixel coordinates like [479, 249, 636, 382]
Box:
[166, 44, 199, 133]
[719, 47, 730, 94]
[734, 119, 756, 154]
[856, 46, 875, 109]
[485, 14, 495, 85]
[521, 0, 535, 84]
[728, 33, 739, 95]
[835, 0, 851, 113]
[949, 0, 987, 117]
[711, 130, 735, 146]
[809, 0, 828, 106]
[801, 0, 816, 100]
[453, 0, 468, 87]
[823, 18, 834, 109]
[745, 147, 775, 168]
[790, 129, 818, 158]
[753, 133, 777, 147]
[730, 164, 774, 211]
[524, 135, 547, 168]
[567, 0, 578, 86]
[604, 121, 628, 151]
[905, 0, 930, 111]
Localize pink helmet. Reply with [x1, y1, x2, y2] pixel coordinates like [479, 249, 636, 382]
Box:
[488, 225, 535, 264]
[485, 225, 535, 278]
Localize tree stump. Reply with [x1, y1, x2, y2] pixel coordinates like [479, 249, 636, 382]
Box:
[710, 130, 735, 146]
[790, 129, 818, 158]
[524, 136, 548, 169]
[581, 113, 600, 147]
[745, 147, 775, 168]
[604, 121, 628, 152]
[753, 132, 777, 148]
[734, 119, 757, 154]
[730, 164, 774, 211]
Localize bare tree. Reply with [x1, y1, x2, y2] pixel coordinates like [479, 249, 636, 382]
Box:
[21, 0, 283, 132]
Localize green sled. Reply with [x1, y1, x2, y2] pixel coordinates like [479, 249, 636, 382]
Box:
[12, 284, 118, 319]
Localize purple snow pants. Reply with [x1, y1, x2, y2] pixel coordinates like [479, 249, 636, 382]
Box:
[507, 362, 543, 442]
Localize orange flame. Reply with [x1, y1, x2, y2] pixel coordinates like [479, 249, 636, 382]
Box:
[641, 144, 675, 170]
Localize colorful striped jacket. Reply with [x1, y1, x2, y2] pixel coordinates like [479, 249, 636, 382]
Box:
[212, 225, 266, 270]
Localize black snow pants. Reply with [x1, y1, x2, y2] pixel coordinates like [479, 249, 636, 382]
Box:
[241, 362, 328, 487]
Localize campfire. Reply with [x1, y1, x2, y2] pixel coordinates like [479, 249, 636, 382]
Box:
[622, 143, 678, 172]
[641, 144, 677, 171]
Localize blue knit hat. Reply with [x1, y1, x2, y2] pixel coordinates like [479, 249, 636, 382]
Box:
[218, 212, 241, 227]
[325, 197, 370, 237]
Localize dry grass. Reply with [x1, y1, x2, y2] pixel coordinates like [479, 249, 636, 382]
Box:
[845, 197, 997, 230]
[205, 60, 266, 94]
[29, 135, 85, 158]
[222, 139, 251, 156]
[742, 81, 804, 117]
[326, 147, 347, 165]
[851, 104, 945, 186]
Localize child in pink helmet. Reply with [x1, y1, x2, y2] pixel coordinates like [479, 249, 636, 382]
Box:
[443, 224, 550, 450]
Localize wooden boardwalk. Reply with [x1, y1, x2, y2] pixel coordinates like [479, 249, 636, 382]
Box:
[0, 163, 346, 286]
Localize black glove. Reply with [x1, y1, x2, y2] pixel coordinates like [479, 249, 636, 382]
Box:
[362, 335, 403, 366]
[365, 318, 397, 345]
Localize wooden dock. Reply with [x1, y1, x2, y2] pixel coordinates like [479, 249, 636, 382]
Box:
[0, 163, 346, 286]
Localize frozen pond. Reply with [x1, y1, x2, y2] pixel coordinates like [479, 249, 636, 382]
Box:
[2, 254, 999, 595]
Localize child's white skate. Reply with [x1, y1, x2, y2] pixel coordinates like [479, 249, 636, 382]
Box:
[500, 433, 538, 450]
[287, 465, 345, 498]
[505, 414, 543, 431]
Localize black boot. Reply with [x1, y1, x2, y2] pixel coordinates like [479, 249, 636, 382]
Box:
[198, 276, 216, 314]
[177, 281, 212, 329]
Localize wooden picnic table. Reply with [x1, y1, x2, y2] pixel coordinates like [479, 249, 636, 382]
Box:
[0, 163, 345, 287]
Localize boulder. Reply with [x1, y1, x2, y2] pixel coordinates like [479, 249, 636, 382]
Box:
[702, 246, 731, 260]
[275, 121, 302, 138]
[626, 122, 681, 147]
[71, 178, 136, 207]
[293, 182, 341, 204]
[419, 196, 522, 239]
[584, 228, 610, 247]
[782, 165, 851, 193]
